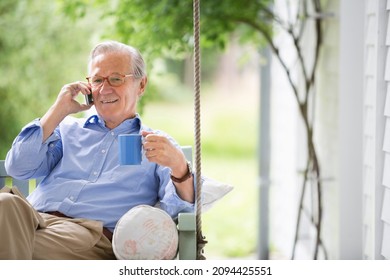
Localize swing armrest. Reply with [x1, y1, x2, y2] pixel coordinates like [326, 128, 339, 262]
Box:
[177, 212, 196, 260]
[176, 146, 197, 260]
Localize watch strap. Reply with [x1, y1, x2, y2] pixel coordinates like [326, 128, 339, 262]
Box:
[170, 161, 192, 183]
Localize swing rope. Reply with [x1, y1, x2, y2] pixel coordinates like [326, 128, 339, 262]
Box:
[193, 0, 207, 260]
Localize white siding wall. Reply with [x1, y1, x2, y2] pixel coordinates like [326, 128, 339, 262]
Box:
[381, 0, 390, 260]
[362, 0, 378, 260]
[363, 0, 387, 260]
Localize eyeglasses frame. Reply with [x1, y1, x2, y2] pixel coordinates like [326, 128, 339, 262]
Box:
[86, 73, 138, 88]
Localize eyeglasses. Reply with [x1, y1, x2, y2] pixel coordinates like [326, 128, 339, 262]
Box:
[86, 73, 136, 88]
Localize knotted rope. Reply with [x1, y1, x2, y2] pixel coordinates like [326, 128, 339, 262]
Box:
[193, 0, 207, 260]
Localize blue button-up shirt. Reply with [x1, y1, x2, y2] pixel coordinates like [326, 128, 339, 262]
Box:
[5, 114, 194, 231]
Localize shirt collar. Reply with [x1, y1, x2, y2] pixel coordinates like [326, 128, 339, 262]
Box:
[83, 114, 142, 134]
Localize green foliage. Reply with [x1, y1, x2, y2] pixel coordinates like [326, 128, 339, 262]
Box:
[58, 0, 272, 60]
[0, 0, 104, 158]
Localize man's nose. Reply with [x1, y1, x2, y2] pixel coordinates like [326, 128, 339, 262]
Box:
[99, 79, 113, 94]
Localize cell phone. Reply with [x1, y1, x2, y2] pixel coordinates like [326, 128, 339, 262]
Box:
[85, 90, 94, 105]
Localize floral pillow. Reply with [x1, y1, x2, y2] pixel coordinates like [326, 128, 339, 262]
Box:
[112, 205, 178, 260]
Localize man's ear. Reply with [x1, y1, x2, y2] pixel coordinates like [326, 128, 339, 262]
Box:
[138, 77, 148, 96]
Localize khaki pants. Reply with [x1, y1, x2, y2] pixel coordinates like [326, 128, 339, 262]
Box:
[0, 186, 115, 260]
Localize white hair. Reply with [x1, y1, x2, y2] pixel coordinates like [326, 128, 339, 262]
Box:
[88, 41, 147, 78]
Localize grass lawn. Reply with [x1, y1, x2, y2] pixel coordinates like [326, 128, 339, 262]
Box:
[142, 90, 259, 259]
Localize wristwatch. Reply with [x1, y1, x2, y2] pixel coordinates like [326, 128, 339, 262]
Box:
[170, 161, 192, 183]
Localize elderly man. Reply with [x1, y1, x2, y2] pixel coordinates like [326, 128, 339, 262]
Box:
[1, 40, 194, 259]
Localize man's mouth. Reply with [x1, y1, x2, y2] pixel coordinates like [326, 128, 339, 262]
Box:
[100, 99, 118, 104]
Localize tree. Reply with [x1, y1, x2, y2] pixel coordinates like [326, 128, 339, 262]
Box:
[59, 0, 326, 259]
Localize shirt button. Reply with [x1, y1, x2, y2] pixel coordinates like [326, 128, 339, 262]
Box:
[101, 149, 106, 153]
[111, 132, 115, 136]
[49, 144, 54, 148]
[69, 196, 74, 201]
[93, 171, 98, 175]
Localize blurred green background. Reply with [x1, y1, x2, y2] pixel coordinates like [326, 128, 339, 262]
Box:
[0, 0, 263, 259]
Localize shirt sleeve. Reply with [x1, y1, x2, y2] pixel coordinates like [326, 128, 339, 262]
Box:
[5, 118, 63, 180]
[159, 178, 195, 218]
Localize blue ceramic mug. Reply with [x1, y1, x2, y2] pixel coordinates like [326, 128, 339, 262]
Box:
[118, 134, 142, 165]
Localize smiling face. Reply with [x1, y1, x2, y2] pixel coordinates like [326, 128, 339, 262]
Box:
[89, 51, 147, 129]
